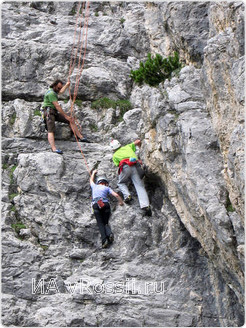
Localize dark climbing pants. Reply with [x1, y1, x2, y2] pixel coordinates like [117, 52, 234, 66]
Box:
[92, 202, 112, 243]
[44, 107, 70, 132]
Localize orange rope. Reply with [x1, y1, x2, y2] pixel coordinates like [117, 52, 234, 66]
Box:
[67, 1, 91, 175]
[68, 2, 85, 79]
[71, 1, 90, 115]
[71, 125, 91, 174]
[70, 1, 90, 137]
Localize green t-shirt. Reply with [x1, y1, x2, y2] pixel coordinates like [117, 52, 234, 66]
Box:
[42, 88, 58, 109]
[112, 143, 138, 167]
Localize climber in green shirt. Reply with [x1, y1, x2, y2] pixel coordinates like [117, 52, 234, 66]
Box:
[42, 79, 89, 154]
[111, 139, 152, 216]
[112, 142, 139, 167]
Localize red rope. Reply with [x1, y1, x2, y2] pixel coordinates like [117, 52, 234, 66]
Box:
[67, 1, 91, 175]
[71, 1, 90, 115]
[68, 2, 85, 79]
[71, 125, 91, 174]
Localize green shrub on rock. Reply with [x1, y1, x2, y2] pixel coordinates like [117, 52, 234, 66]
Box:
[92, 97, 116, 110]
[91, 97, 132, 112]
[130, 52, 182, 87]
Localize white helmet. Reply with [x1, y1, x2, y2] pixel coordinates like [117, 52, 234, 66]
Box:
[110, 139, 121, 151]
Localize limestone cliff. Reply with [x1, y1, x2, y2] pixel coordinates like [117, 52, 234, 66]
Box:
[1, 1, 244, 327]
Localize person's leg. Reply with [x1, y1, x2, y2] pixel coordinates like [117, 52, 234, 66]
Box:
[101, 203, 114, 242]
[70, 121, 83, 140]
[101, 203, 111, 225]
[56, 113, 88, 142]
[117, 165, 132, 200]
[93, 204, 107, 243]
[55, 113, 83, 139]
[48, 132, 56, 151]
[105, 224, 112, 236]
[45, 109, 58, 152]
[131, 166, 150, 208]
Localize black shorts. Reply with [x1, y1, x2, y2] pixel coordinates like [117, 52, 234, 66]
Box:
[44, 107, 70, 133]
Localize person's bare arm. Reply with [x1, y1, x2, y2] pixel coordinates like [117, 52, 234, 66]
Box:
[134, 139, 143, 164]
[59, 81, 70, 94]
[90, 170, 97, 185]
[111, 191, 124, 206]
[52, 101, 72, 121]
[134, 139, 141, 147]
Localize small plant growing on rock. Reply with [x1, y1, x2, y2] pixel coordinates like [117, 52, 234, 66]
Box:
[116, 99, 132, 121]
[34, 109, 41, 116]
[116, 99, 132, 111]
[91, 97, 132, 111]
[91, 97, 132, 123]
[226, 195, 235, 212]
[40, 244, 49, 251]
[92, 97, 116, 110]
[9, 193, 18, 201]
[2, 163, 8, 170]
[11, 221, 26, 241]
[9, 165, 17, 185]
[11, 221, 26, 235]
[74, 99, 83, 107]
[130, 52, 182, 87]
[10, 113, 16, 125]
[90, 123, 98, 132]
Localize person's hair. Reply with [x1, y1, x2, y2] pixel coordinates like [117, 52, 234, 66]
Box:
[50, 80, 64, 88]
[100, 181, 108, 186]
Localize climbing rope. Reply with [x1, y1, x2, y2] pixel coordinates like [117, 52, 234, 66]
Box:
[72, 125, 91, 174]
[72, 2, 90, 107]
[67, 1, 91, 175]
[68, 2, 85, 81]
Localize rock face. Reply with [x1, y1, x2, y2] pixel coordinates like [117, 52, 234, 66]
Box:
[1, 1, 244, 327]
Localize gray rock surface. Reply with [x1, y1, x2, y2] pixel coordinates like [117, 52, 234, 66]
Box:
[1, 1, 244, 327]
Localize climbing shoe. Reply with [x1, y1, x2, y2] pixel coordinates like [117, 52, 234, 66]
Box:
[108, 233, 114, 244]
[102, 239, 109, 249]
[124, 195, 132, 204]
[53, 149, 63, 155]
[142, 206, 152, 217]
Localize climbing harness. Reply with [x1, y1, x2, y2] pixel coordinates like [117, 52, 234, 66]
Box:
[118, 158, 145, 178]
[39, 106, 47, 132]
[118, 158, 137, 174]
[96, 198, 106, 209]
